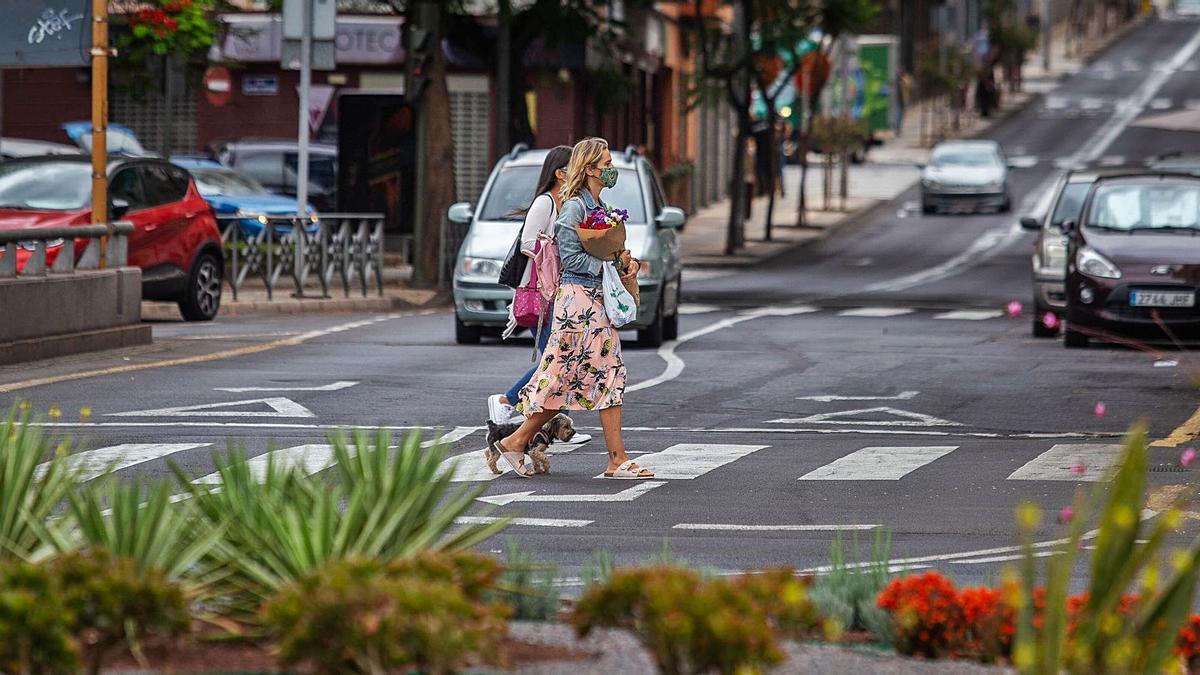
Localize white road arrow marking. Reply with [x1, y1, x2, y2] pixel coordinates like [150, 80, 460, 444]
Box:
[933, 310, 1003, 320]
[107, 397, 315, 418]
[798, 446, 959, 481]
[193, 444, 336, 484]
[455, 516, 593, 528]
[673, 523, 880, 532]
[768, 407, 961, 427]
[37, 443, 210, 481]
[476, 480, 665, 505]
[214, 381, 358, 393]
[838, 307, 914, 318]
[597, 444, 768, 479]
[1007, 443, 1124, 481]
[798, 391, 919, 403]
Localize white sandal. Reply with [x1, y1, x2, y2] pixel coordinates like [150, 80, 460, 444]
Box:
[496, 439, 533, 478]
[604, 459, 655, 480]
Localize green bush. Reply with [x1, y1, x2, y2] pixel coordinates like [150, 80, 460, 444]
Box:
[178, 429, 510, 621]
[263, 554, 509, 674]
[0, 407, 75, 561]
[0, 559, 80, 674]
[809, 530, 894, 642]
[571, 565, 783, 675]
[1013, 425, 1200, 673]
[52, 547, 188, 675]
[496, 538, 561, 621]
[734, 567, 822, 639]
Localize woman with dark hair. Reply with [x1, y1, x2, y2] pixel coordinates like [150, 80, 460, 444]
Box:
[487, 146, 590, 447]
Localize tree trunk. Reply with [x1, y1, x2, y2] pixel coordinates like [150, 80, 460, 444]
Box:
[763, 118, 776, 241]
[727, 121, 747, 254]
[496, 0, 512, 155]
[414, 9, 457, 287]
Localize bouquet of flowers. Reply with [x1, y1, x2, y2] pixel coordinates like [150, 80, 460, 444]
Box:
[578, 206, 629, 261]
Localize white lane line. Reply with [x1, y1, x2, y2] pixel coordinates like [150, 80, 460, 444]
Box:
[38, 443, 210, 481]
[677, 303, 722, 315]
[107, 397, 315, 418]
[673, 523, 880, 532]
[837, 307, 914, 318]
[1099, 155, 1126, 166]
[627, 306, 817, 394]
[933, 310, 1004, 320]
[949, 551, 1061, 565]
[599, 443, 768, 479]
[215, 381, 358, 393]
[455, 516, 593, 528]
[798, 446, 959, 481]
[1008, 155, 1039, 168]
[193, 444, 336, 484]
[1007, 443, 1124, 481]
[477, 481, 665, 505]
[798, 391, 919, 402]
[769, 407, 960, 427]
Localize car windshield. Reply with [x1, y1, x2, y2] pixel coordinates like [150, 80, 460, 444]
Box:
[931, 146, 999, 167]
[0, 161, 91, 210]
[1051, 182, 1091, 225]
[191, 168, 268, 197]
[1087, 183, 1200, 231]
[478, 165, 646, 223]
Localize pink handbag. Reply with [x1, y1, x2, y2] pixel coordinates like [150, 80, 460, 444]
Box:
[513, 240, 551, 328]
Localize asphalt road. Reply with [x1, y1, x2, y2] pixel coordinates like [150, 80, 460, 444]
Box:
[3, 16, 1200, 589]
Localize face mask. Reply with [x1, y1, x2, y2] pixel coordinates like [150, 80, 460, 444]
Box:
[597, 167, 618, 188]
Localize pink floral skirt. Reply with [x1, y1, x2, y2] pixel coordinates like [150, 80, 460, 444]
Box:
[517, 284, 626, 413]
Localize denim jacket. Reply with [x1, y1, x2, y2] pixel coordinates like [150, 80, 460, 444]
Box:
[556, 190, 606, 289]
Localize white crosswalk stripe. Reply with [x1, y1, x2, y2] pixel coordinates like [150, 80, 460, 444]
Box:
[1099, 155, 1127, 166]
[1006, 443, 1124, 481]
[193, 444, 336, 484]
[798, 446, 958, 481]
[39, 443, 210, 481]
[838, 307, 914, 318]
[1149, 97, 1173, 110]
[933, 310, 1004, 321]
[598, 443, 768, 479]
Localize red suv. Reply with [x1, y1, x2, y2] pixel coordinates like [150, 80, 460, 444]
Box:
[0, 156, 224, 320]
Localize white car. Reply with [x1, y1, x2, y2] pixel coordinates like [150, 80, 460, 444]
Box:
[920, 140, 1013, 214]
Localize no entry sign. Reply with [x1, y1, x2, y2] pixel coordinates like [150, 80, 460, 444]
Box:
[203, 65, 233, 106]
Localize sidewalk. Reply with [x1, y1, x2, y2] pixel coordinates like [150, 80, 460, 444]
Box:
[681, 15, 1145, 269]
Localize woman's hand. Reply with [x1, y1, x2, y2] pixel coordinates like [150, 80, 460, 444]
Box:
[617, 249, 632, 271]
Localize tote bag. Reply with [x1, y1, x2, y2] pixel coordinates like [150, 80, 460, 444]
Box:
[601, 261, 637, 328]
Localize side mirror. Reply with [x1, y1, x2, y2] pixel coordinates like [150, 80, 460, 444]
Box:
[446, 202, 473, 225]
[1060, 220, 1077, 234]
[1019, 216, 1040, 231]
[110, 198, 131, 220]
[656, 206, 686, 230]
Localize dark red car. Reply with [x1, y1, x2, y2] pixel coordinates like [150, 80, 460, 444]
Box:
[0, 156, 224, 320]
[1063, 173, 1200, 348]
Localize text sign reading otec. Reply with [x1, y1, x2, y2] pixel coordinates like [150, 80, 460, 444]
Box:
[2, 0, 91, 67]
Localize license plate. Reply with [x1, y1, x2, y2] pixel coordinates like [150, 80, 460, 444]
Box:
[1130, 291, 1195, 308]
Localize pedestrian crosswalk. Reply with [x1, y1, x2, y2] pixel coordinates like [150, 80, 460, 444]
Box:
[49, 433, 1132, 489]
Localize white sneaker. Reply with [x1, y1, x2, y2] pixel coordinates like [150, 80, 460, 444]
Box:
[570, 432, 592, 444]
[487, 395, 515, 424]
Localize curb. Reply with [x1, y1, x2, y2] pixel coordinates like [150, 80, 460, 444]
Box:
[141, 290, 451, 321]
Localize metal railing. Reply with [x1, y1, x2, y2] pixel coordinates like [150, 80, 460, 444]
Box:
[218, 214, 385, 301]
[0, 223, 134, 278]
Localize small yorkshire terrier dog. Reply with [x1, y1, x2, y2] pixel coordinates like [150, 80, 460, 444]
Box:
[484, 414, 576, 474]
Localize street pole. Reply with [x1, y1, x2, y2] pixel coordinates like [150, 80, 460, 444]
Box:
[90, 0, 109, 267]
[496, 0, 511, 157]
[295, 0, 312, 215]
[1043, 0, 1052, 72]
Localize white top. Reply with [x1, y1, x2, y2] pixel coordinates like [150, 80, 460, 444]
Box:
[518, 193, 558, 287]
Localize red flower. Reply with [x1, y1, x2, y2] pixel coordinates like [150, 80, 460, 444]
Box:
[877, 571, 967, 659]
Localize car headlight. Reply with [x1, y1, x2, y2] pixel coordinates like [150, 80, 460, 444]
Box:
[236, 209, 270, 224]
[1077, 246, 1121, 279]
[16, 238, 64, 251]
[460, 257, 503, 281]
[1039, 240, 1068, 277]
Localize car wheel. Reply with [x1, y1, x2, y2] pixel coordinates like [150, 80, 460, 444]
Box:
[178, 252, 222, 321]
[455, 313, 481, 345]
[1000, 194, 1012, 213]
[662, 283, 680, 342]
[921, 195, 936, 214]
[1063, 326, 1090, 348]
[637, 303, 665, 348]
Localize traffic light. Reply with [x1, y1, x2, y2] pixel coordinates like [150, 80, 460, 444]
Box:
[405, 26, 433, 101]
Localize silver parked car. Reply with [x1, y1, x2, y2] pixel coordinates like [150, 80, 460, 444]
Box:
[449, 145, 685, 347]
[920, 140, 1013, 214]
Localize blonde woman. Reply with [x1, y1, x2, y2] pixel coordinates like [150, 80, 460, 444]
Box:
[493, 138, 654, 479]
